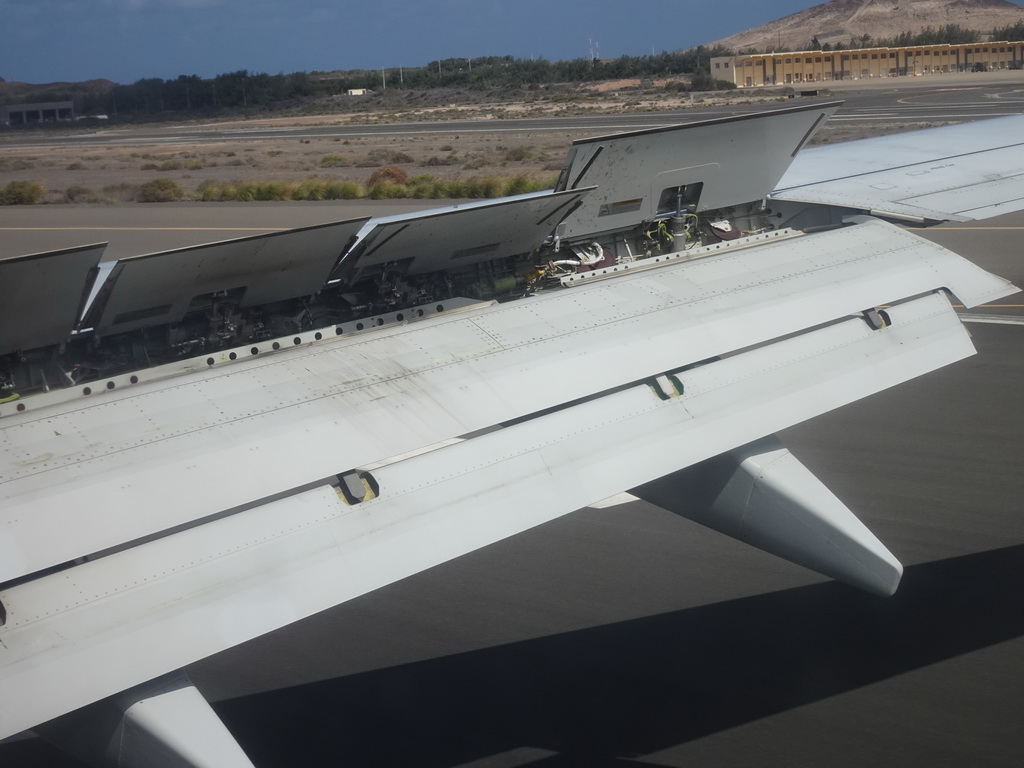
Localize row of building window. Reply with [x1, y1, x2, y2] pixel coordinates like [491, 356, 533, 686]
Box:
[723, 48, 1017, 68]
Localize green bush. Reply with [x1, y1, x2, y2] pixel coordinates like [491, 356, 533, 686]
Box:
[324, 181, 363, 199]
[320, 154, 348, 168]
[138, 178, 184, 203]
[406, 174, 439, 198]
[294, 179, 328, 200]
[503, 175, 552, 196]
[229, 182, 259, 202]
[463, 175, 505, 198]
[251, 181, 294, 201]
[196, 180, 230, 201]
[432, 178, 468, 198]
[1, 180, 46, 205]
[367, 181, 408, 199]
[504, 174, 543, 196]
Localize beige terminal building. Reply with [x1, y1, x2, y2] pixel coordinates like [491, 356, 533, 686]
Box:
[712, 41, 1024, 87]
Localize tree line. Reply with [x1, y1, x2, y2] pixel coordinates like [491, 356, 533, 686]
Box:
[1, 47, 732, 119]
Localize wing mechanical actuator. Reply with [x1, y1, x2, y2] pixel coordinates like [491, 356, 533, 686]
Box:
[0, 101, 1019, 766]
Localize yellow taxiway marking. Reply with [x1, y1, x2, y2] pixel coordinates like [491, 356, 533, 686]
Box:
[884, 304, 1024, 308]
[899, 225, 1024, 231]
[0, 227, 290, 232]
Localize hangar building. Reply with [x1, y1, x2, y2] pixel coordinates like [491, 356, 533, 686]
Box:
[0, 101, 75, 125]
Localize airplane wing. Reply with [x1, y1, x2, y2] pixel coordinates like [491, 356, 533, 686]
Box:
[0, 102, 1018, 766]
[772, 115, 1024, 223]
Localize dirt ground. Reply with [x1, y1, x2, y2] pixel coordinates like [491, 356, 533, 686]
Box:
[0, 77, 968, 202]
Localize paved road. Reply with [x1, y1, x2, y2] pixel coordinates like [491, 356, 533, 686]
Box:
[0, 197, 1021, 766]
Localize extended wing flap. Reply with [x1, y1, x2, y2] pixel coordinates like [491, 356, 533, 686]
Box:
[82, 217, 369, 337]
[0, 291, 975, 738]
[772, 115, 1024, 222]
[554, 101, 840, 238]
[0, 243, 105, 356]
[0, 218, 1013, 586]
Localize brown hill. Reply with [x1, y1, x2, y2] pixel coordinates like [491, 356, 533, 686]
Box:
[0, 79, 117, 103]
[712, 0, 1024, 52]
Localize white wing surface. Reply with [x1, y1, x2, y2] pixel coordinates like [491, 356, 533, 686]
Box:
[0, 217, 1011, 739]
[773, 115, 1024, 222]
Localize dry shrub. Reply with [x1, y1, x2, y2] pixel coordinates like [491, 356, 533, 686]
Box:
[64, 185, 103, 203]
[139, 178, 184, 203]
[102, 183, 142, 202]
[1, 180, 46, 205]
[367, 165, 408, 186]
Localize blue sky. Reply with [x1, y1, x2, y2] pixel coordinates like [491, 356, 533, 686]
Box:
[1, 0, 819, 84]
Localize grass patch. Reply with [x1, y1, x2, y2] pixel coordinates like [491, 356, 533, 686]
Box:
[367, 181, 408, 199]
[190, 173, 556, 203]
[320, 154, 348, 167]
[400, 173, 556, 199]
[293, 179, 363, 200]
[197, 179, 365, 202]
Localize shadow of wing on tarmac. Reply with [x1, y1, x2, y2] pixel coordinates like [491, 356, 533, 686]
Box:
[196, 544, 1024, 767]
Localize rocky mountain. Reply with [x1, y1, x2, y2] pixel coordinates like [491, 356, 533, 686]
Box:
[711, 0, 1024, 52]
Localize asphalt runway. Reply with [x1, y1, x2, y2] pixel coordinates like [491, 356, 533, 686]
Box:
[0, 195, 1021, 766]
[0, 200, 445, 261]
